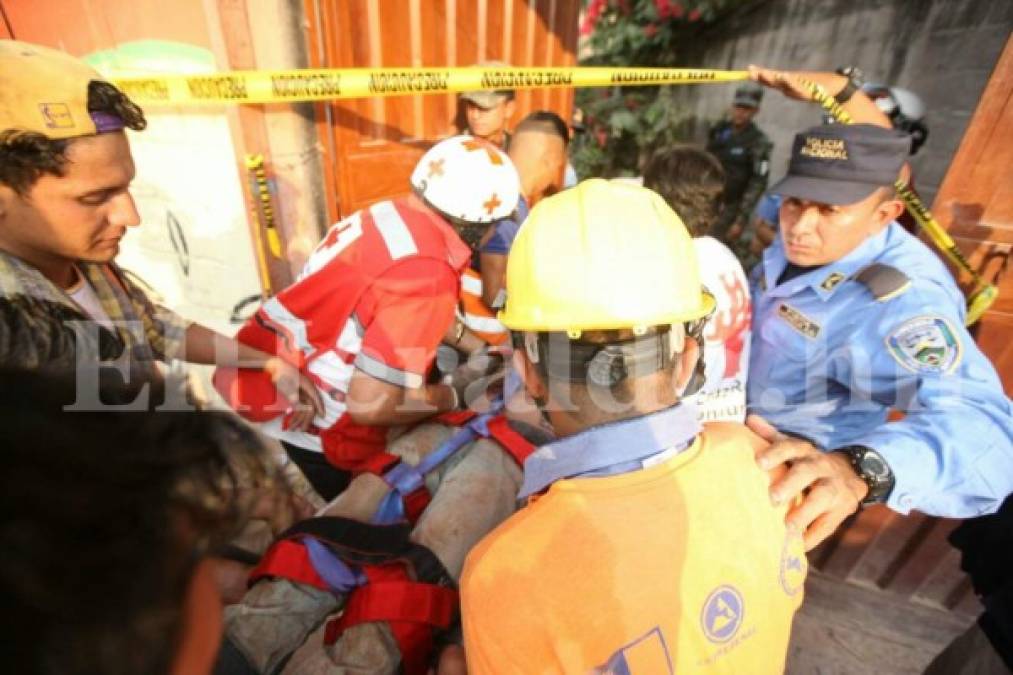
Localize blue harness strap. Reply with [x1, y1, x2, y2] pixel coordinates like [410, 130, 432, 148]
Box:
[371, 409, 498, 524]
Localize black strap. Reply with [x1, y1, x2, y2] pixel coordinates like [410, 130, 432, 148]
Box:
[278, 516, 454, 587]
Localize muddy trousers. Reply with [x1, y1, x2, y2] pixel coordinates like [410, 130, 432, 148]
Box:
[224, 423, 523, 674]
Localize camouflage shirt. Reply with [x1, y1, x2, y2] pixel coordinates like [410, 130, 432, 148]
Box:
[706, 119, 773, 239]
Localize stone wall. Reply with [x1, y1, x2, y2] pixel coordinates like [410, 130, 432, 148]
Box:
[674, 0, 1013, 205]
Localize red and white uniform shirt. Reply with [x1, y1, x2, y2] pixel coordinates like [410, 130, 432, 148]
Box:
[686, 236, 752, 422]
[213, 197, 470, 470]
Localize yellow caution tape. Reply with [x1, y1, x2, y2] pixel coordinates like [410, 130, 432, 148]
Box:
[112, 66, 749, 105]
[245, 153, 282, 274]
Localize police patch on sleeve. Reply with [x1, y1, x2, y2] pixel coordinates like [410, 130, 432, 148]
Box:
[885, 316, 963, 374]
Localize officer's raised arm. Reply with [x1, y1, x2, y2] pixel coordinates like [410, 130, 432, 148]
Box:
[747, 65, 892, 129]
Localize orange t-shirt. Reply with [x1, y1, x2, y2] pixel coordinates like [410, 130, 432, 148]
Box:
[461, 422, 806, 674]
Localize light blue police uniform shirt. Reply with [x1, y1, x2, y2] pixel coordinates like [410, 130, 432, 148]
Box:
[748, 222, 1013, 518]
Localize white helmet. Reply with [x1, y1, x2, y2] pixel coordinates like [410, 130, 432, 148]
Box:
[887, 87, 926, 122]
[410, 135, 520, 223]
[864, 83, 926, 121]
[862, 82, 929, 155]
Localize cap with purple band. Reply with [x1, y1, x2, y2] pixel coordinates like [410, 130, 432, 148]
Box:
[1, 39, 127, 140]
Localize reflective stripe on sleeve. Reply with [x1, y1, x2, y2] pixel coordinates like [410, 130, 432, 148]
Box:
[354, 351, 424, 388]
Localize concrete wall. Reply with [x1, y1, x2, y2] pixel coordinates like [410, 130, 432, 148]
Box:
[674, 0, 1013, 205]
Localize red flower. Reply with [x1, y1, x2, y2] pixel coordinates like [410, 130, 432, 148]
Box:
[654, 0, 672, 19]
[688, 7, 701, 21]
[671, 2, 685, 18]
[581, 0, 607, 36]
[643, 23, 658, 38]
[595, 128, 608, 148]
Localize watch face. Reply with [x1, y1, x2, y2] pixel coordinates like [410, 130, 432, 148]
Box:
[860, 452, 890, 481]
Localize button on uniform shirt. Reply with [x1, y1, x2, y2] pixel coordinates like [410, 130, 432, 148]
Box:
[748, 222, 1013, 517]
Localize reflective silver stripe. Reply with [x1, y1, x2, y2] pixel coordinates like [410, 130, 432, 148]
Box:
[350, 313, 365, 337]
[463, 311, 507, 334]
[262, 297, 314, 355]
[371, 201, 418, 260]
[354, 352, 423, 388]
[335, 314, 365, 356]
[461, 273, 483, 295]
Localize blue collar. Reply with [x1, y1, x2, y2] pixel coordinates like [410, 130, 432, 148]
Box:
[518, 403, 701, 499]
[761, 223, 896, 301]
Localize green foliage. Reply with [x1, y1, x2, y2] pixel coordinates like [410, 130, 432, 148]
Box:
[572, 0, 746, 178]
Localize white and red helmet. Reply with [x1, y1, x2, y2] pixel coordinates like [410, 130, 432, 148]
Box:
[410, 135, 520, 223]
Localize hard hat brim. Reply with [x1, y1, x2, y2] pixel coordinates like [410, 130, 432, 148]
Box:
[498, 290, 716, 334]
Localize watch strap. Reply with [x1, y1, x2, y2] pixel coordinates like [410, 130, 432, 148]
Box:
[833, 66, 864, 106]
[840, 444, 893, 505]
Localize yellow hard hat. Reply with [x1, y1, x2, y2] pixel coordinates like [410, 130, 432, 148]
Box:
[499, 178, 715, 334]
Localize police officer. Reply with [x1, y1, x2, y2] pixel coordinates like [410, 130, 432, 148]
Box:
[706, 82, 773, 257]
[744, 66, 1013, 551]
[459, 61, 516, 151]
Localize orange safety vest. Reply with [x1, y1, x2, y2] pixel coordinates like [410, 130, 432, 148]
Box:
[459, 268, 508, 345]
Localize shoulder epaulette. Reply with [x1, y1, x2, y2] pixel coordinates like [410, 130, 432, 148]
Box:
[852, 263, 911, 302]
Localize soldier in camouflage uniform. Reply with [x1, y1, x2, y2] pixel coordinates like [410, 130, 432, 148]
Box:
[706, 82, 773, 271]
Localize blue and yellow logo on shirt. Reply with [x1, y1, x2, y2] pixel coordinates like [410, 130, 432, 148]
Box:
[779, 536, 807, 596]
[701, 585, 744, 643]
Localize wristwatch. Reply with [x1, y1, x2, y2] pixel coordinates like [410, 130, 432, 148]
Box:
[833, 66, 865, 105]
[835, 444, 895, 505]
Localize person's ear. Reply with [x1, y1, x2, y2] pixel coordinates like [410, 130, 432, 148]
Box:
[675, 335, 701, 395]
[0, 185, 14, 220]
[876, 196, 906, 227]
[504, 99, 517, 124]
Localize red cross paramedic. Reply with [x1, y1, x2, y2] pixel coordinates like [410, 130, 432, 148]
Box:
[214, 136, 520, 499]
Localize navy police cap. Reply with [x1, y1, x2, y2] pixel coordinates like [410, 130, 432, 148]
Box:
[770, 123, 910, 205]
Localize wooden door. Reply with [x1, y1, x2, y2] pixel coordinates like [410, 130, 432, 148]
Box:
[930, 34, 1013, 392]
[305, 0, 580, 222]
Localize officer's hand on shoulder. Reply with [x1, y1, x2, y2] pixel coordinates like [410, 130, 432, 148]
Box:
[748, 414, 869, 551]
